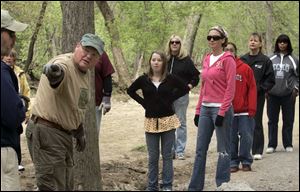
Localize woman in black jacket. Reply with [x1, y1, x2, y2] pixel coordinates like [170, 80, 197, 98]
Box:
[240, 32, 275, 160]
[165, 35, 200, 160]
[127, 51, 189, 191]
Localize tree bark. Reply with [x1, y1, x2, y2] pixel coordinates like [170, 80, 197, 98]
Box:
[24, 1, 48, 72]
[60, 1, 102, 190]
[183, 13, 202, 57]
[133, 51, 144, 80]
[96, 1, 131, 90]
[265, 1, 273, 55]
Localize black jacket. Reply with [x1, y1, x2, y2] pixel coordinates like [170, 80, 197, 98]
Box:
[167, 56, 200, 87]
[1, 61, 25, 152]
[127, 74, 189, 118]
[240, 52, 275, 93]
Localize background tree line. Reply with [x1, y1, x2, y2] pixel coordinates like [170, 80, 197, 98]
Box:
[1, 1, 299, 90]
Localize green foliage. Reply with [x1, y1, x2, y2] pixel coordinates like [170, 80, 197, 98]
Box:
[2, 1, 299, 80]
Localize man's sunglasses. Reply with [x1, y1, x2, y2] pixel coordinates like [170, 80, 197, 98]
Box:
[207, 35, 223, 41]
[170, 41, 181, 45]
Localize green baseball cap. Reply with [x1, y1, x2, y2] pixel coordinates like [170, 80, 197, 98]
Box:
[80, 33, 104, 55]
[1, 9, 28, 32]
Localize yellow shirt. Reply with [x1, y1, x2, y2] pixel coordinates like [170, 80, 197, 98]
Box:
[32, 53, 91, 131]
[13, 65, 31, 119]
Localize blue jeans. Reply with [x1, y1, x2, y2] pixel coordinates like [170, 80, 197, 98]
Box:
[173, 94, 189, 155]
[95, 106, 103, 134]
[188, 106, 233, 191]
[145, 129, 175, 191]
[231, 115, 255, 167]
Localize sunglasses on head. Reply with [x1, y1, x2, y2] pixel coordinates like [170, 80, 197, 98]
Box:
[170, 41, 181, 45]
[207, 35, 223, 41]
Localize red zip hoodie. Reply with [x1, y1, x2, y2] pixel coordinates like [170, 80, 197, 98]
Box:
[196, 51, 236, 116]
[233, 58, 257, 117]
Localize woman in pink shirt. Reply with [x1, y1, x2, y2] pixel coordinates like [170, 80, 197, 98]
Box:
[188, 26, 236, 191]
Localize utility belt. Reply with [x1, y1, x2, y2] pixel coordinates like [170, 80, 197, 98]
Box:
[31, 115, 72, 135]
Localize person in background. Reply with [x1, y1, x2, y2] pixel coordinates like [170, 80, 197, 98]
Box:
[3, 49, 31, 172]
[266, 34, 299, 153]
[127, 51, 189, 191]
[225, 42, 257, 173]
[1, 9, 28, 191]
[240, 32, 275, 160]
[26, 33, 103, 190]
[165, 34, 200, 160]
[95, 51, 115, 134]
[189, 26, 236, 191]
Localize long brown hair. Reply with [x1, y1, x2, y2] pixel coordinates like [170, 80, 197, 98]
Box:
[147, 50, 168, 81]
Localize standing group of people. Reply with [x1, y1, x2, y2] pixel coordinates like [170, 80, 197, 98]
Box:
[1, 9, 298, 192]
[128, 25, 298, 191]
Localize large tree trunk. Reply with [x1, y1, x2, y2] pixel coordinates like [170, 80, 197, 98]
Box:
[24, 1, 47, 73]
[60, 1, 102, 190]
[183, 13, 202, 57]
[96, 1, 131, 90]
[265, 1, 273, 55]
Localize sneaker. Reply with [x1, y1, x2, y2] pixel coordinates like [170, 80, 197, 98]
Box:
[285, 147, 293, 152]
[18, 165, 25, 171]
[266, 147, 275, 154]
[242, 164, 252, 171]
[230, 166, 239, 173]
[253, 154, 262, 160]
[177, 153, 185, 160]
[162, 188, 172, 191]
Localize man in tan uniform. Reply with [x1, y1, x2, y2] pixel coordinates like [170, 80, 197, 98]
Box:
[26, 33, 104, 190]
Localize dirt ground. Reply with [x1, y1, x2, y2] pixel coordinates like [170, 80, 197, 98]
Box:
[20, 94, 299, 191]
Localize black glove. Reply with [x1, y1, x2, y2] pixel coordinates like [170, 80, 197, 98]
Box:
[215, 115, 224, 127]
[71, 124, 86, 152]
[194, 114, 199, 127]
[20, 95, 30, 112]
[43, 63, 64, 85]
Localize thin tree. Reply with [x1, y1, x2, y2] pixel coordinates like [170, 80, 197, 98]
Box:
[60, 1, 102, 190]
[96, 1, 131, 90]
[24, 1, 48, 75]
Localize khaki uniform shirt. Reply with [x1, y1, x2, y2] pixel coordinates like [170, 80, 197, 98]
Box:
[32, 53, 90, 131]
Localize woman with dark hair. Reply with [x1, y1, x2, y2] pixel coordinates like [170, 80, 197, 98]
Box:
[240, 32, 275, 160]
[225, 42, 257, 173]
[188, 26, 236, 190]
[266, 34, 299, 153]
[127, 51, 189, 191]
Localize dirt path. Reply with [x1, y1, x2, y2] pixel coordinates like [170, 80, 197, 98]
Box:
[20, 94, 299, 191]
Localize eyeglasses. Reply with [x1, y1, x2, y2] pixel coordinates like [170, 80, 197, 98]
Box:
[170, 41, 181, 45]
[278, 41, 288, 44]
[207, 35, 223, 41]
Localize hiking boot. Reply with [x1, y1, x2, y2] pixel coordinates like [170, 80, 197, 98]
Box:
[230, 166, 239, 173]
[266, 147, 275, 154]
[285, 147, 293, 152]
[253, 154, 262, 160]
[242, 164, 251, 171]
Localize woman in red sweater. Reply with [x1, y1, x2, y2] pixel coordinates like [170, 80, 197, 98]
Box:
[225, 42, 257, 173]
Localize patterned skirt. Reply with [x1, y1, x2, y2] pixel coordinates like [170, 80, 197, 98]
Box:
[144, 114, 180, 133]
